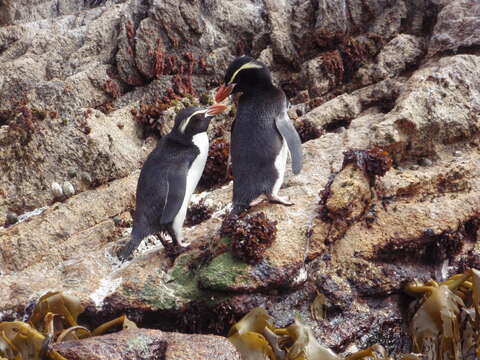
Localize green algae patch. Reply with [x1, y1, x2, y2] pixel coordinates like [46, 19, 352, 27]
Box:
[198, 251, 253, 292]
[122, 272, 180, 311]
[167, 251, 205, 301]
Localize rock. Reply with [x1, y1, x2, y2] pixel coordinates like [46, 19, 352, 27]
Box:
[418, 158, 433, 167]
[51, 182, 63, 199]
[4, 212, 18, 227]
[357, 34, 425, 85]
[53, 328, 240, 360]
[62, 181, 75, 198]
[1, 0, 480, 356]
[373, 55, 480, 161]
[429, 0, 480, 56]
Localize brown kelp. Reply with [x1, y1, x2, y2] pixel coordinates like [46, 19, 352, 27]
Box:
[406, 269, 480, 360]
[0, 292, 137, 360]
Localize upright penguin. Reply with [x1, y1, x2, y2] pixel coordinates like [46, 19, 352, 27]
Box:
[118, 104, 227, 260]
[216, 56, 303, 215]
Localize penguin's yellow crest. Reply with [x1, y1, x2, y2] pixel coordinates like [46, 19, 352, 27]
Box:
[228, 62, 263, 85]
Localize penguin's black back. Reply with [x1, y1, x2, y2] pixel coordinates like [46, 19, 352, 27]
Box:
[132, 136, 199, 241]
[231, 85, 285, 208]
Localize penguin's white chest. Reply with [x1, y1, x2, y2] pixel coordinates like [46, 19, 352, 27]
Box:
[171, 132, 209, 242]
[187, 132, 209, 195]
[272, 137, 288, 194]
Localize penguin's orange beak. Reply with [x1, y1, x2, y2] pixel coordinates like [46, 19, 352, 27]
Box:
[206, 103, 228, 116]
[215, 83, 235, 103]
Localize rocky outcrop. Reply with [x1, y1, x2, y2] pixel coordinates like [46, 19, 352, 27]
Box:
[1, 0, 479, 356]
[53, 328, 241, 360]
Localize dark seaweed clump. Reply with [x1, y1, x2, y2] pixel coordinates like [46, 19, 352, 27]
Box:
[295, 119, 323, 143]
[199, 137, 232, 189]
[185, 200, 213, 227]
[222, 212, 277, 265]
[343, 148, 393, 184]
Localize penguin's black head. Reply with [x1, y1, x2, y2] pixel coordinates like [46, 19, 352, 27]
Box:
[215, 56, 272, 102]
[172, 104, 227, 140]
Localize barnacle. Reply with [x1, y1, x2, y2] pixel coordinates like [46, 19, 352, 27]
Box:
[0, 292, 137, 360]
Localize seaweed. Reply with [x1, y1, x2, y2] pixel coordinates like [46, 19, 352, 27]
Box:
[295, 120, 323, 143]
[221, 212, 277, 265]
[0, 292, 137, 360]
[405, 269, 480, 359]
[185, 200, 214, 227]
[199, 137, 232, 189]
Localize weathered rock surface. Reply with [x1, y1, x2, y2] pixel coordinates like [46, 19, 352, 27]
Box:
[1, 0, 479, 356]
[53, 328, 241, 360]
[429, 0, 480, 56]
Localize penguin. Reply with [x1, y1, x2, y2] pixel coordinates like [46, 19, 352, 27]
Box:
[215, 56, 303, 215]
[118, 104, 227, 260]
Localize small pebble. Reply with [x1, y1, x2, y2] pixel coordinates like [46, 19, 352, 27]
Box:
[453, 151, 461, 157]
[51, 182, 63, 198]
[5, 212, 18, 226]
[113, 216, 122, 226]
[67, 169, 77, 178]
[410, 164, 419, 170]
[81, 172, 93, 184]
[418, 158, 433, 167]
[62, 181, 75, 198]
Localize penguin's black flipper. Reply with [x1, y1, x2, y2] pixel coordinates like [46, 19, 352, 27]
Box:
[159, 167, 188, 224]
[275, 110, 303, 174]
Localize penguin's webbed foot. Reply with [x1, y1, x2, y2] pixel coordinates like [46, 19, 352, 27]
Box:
[249, 197, 265, 207]
[117, 243, 135, 261]
[267, 194, 294, 206]
[164, 242, 191, 260]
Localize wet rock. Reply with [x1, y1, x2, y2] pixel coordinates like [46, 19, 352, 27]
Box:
[429, 0, 480, 56]
[4, 212, 18, 227]
[53, 328, 240, 360]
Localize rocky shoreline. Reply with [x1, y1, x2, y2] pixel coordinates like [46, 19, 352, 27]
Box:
[1, 0, 479, 358]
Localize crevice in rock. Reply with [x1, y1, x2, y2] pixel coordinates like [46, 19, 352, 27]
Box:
[375, 217, 479, 265]
[323, 119, 351, 133]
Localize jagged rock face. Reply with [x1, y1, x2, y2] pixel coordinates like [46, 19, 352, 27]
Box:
[0, 0, 479, 356]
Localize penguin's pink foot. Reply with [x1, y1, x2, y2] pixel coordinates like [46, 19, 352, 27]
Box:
[267, 194, 294, 206]
[249, 197, 265, 207]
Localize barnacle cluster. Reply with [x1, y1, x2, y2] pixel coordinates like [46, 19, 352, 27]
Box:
[221, 212, 277, 265]
[0, 292, 136, 360]
[199, 136, 232, 189]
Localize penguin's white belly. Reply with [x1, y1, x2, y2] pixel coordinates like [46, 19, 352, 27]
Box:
[272, 138, 288, 195]
[172, 132, 209, 243]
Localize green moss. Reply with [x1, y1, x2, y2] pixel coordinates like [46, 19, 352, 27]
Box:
[198, 252, 251, 292]
[167, 252, 204, 300]
[124, 273, 179, 311]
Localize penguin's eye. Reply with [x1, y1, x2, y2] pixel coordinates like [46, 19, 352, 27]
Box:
[179, 110, 206, 133]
